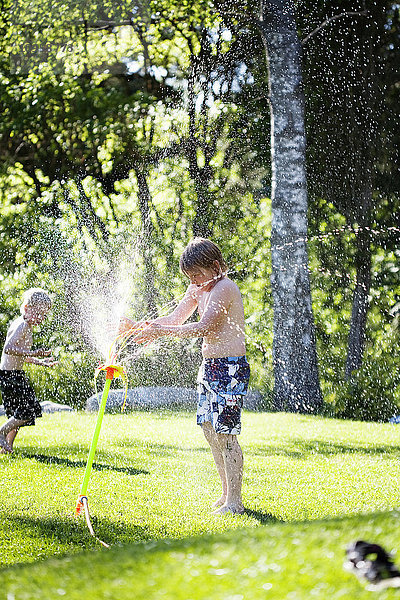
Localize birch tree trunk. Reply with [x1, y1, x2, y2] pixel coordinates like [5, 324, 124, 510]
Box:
[258, 0, 323, 411]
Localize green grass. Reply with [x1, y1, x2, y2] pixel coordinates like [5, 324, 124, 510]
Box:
[1, 410, 400, 599]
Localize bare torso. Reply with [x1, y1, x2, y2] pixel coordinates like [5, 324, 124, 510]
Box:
[130, 274, 247, 359]
[0, 316, 33, 370]
[195, 278, 246, 359]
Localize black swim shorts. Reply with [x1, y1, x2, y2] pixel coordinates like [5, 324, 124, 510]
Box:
[0, 370, 42, 425]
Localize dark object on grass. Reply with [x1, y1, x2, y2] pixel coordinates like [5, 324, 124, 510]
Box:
[344, 540, 400, 590]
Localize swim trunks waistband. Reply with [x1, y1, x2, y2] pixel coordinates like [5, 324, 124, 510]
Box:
[203, 356, 247, 364]
[0, 369, 24, 375]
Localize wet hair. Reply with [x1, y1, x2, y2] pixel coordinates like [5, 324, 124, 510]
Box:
[20, 288, 52, 314]
[179, 238, 228, 276]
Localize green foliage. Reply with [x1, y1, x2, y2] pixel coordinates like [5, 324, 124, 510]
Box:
[25, 352, 96, 410]
[324, 346, 400, 422]
[0, 0, 398, 421]
[309, 198, 400, 421]
[125, 339, 201, 389]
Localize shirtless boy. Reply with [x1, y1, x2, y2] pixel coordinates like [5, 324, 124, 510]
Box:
[0, 288, 57, 453]
[120, 238, 250, 514]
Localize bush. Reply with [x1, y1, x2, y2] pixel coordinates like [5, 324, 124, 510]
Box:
[324, 356, 400, 422]
[26, 351, 97, 410]
[25, 340, 202, 410]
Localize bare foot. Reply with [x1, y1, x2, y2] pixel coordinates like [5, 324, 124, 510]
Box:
[212, 495, 227, 509]
[212, 503, 245, 515]
[0, 434, 12, 453]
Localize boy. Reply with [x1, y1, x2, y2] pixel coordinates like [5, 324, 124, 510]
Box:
[120, 238, 250, 514]
[0, 288, 57, 453]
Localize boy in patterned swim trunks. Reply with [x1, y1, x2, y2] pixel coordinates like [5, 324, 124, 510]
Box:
[0, 288, 57, 453]
[120, 238, 250, 514]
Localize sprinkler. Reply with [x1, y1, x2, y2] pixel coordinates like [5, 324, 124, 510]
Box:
[74, 323, 148, 547]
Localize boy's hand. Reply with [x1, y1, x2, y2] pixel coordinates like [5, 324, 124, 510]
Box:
[34, 348, 51, 358]
[28, 355, 58, 367]
[133, 322, 163, 343]
[118, 318, 149, 336]
[39, 356, 58, 367]
[118, 317, 137, 335]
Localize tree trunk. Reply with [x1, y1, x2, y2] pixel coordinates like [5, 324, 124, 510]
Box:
[345, 218, 372, 379]
[187, 54, 212, 238]
[258, 0, 323, 412]
[133, 166, 158, 316]
[191, 171, 213, 238]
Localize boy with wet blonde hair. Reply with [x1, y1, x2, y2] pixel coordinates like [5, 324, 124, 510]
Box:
[120, 238, 250, 514]
[0, 288, 57, 453]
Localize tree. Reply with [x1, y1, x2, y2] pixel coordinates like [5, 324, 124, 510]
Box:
[303, 0, 400, 379]
[0, 0, 271, 352]
[255, 0, 323, 411]
[213, 0, 323, 411]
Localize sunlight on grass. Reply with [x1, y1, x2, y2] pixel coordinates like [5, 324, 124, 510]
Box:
[1, 411, 400, 598]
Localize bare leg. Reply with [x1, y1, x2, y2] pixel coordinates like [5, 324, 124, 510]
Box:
[202, 422, 228, 507]
[0, 433, 12, 453]
[0, 417, 28, 453]
[6, 428, 19, 451]
[213, 433, 244, 515]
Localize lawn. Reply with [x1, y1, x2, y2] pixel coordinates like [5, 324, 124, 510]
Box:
[1, 409, 400, 599]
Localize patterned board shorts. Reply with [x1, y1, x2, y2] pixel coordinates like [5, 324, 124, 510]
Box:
[197, 356, 250, 435]
[0, 370, 42, 426]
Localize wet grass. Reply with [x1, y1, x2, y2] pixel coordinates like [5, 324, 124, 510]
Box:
[2, 510, 400, 600]
[1, 410, 400, 598]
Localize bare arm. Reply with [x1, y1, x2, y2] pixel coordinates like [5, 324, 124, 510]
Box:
[3, 321, 54, 365]
[119, 285, 198, 334]
[5, 346, 50, 358]
[137, 282, 232, 341]
[154, 285, 198, 326]
[25, 356, 58, 367]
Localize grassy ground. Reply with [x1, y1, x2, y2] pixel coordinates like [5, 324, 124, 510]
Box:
[1, 410, 400, 598]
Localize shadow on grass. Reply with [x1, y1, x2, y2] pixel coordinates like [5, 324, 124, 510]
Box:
[247, 439, 400, 459]
[244, 508, 282, 524]
[0, 513, 151, 570]
[3, 508, 399, 575]
[19, 451, 149, 476]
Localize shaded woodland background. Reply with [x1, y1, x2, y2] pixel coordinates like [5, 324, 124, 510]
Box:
[0, 0, 398, 420]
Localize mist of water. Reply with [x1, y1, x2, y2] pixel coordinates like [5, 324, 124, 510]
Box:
[76, 263, 133, 362]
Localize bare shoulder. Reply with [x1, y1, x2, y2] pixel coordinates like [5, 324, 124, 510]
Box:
[8, 316, 28, 336]
[212, 277, 241, 299]
[218, 277, 240, 292]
